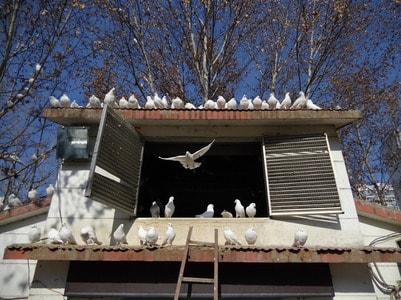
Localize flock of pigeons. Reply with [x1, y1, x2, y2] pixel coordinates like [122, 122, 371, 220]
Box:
[48, 88, 322, 110]
[0, 184, 54, 211]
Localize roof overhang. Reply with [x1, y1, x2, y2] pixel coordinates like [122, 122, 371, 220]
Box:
[4, 243, 401, 263]
[355, 199, 401, 226]
[0, 198, 51, 226]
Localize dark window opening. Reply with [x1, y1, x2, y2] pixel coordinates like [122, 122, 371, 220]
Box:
[137, 142, 267, 218]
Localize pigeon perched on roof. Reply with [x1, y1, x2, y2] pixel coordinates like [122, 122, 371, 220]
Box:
[70, 100, 81, 108]
[234, 199, 245, 218]
[153, 93, 166, 108]
[204, 99, 217, 109]
[195, 204, 214, 218]
[245, 203, 256, 218]
[104, 87, 117, 107]
[239, 95, 250, 110]
[224, 227, 241, 245]
[59, 223, 77, 245]
[127, 94, 140, 108]
[138, 225, 147, 246]
[60, 93, 71, 107]
[28, 189, 41, 205]
[226, 98, 237, 109]
[252, 96, 262, 109]
[47, 228, 63, 244]
[244, 227, 257, 245]
[28, 225, 41, 243]
[185, 102, 197, 109]
[0, 196, 5, 211]
[88, 95, 102, 108]
[146, 226, 159, 246]
[159, 140, 215, 170]
[220, 209, 233, 218]
[306, 99, 321, 110]
[164, 196, 175, 218]
[150, 201, 160, 218]
[145, 96, 156, 109]
[290, 91, 307, 109]
[46, 184, 55, 199]
[261, 100, 269, 109]
[162, 223, 176, 246]
[171, 97, 184, 109]
[293, 229, 308, 247]
[49, 96, 61, 107]
[80, 226, 102, 245]
[280, 92, 292, 109]
[216, 96, 226, 109]
[267, 93, 280, 109]
[7, 193, 22, 208]
[113, 224, 128, 246]
[118, 97, 129, 108]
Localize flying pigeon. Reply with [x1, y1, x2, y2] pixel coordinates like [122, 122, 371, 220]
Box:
[224, 227, 241, 245]
[220, 209, 233, 218]
[216, 96, 226, 109]
[88, 95, 102, 108]
[60, 93, 71, 107]
[138, 225, 147, 245]
[104, 87, 117, 107]
[145, 226, 159, 246]
[80, 226, 102, 245]
[158, 140, 215, 170]
[266, 93, 278, 109]
[252, 96, 262, 109]
[113, 224, 128, 246]
[226, 98, 237, 109]
[171, 97, 184, 109]
[162, 223, 176, 246]
[245, 203, 256, 218]
[28, 225, 41, 243]
[47, 228, 63, 244]
[150, 201, 160, 218]
[290, 91, 307, 109]
[164, 196, 175, 218]
[7, 193, 22, 208]
[49, 96, 61, 107]
[293, 229, 308, 247]
[234, 199, 245, 218]
[244, 227, 257, 245]
[28, 189, 41, 205]
[280, 92, 292, 109]
[127, 94, 140, 108]
[46, 184, 55, 199]
[59, 223, 77, 244]
[195, 204, 214, 218]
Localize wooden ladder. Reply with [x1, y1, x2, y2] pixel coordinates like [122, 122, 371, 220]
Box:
[174, 226, 219, 300]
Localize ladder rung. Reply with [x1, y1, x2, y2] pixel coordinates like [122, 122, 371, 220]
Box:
[182, 276, 215, 284]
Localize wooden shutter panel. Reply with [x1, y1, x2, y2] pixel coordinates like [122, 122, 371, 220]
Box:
[85, 105, 143, 216]
[263, 133, 342, 216]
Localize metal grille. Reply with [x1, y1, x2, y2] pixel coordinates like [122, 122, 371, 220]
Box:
[263, 133, 342, 216]
[85, 105, 143, 216]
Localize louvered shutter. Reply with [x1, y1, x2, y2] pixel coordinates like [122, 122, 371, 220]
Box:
[85, 105, 143, 216]
[263, 133, 342, 216]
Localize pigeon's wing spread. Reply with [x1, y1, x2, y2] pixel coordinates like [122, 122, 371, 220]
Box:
[159, 155, 192, 169]
[192, 140, 215, 160]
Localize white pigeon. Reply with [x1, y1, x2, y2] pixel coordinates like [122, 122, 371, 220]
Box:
[261, 100, 269, 109]
[46, 184, 55, 199]
[244, 227, 257, 245]
[127, 94, 140, 108]
[145, 96, 156, 109]
[0, 196, 5, 211]
[267, 93, 279, 109]
[245, 203, 256, 218]
[150, 201, 160, 218]
[153, 93, 166, 108]
[216, 96, 226, 109]
[145, 226, 159, 246]
[59, 223, 77, 244]
[290, 91, 307, 109]
[204, 99, 217, 109]
[234, 199, 245, 218]
[49, 96, 61, 107]
[47, 228, 63, 244]
[164, 196, 175, 218]
[88, 95, 102, 108]
[171, 97, 184, 109]
[280, 92, 292, 109]
[252, 96, 262, 109]
[162, 223, 176, 246]
[104, 87, 117, 107]
[161, 95, 169, 108]
[118, 97, 129, 108]
[185, 102, 197, 109]
[224, 227, 241, 245]
[247, 100, 254, 110]
[28, 189, 41, 205]
[113, 224, 128, 246]
[80, 226, 102, 245]
[28, 225, 41, 243]
[60, 93, 71, 107]
[138, 225, 147, 245]
[239, 95, 250, 109]
[220, 209, 233, 218]
[158, 139, 215, 170]
[293, 229, 308, 247]
[306, 99, 321, 110]
[195, 204, 214, 218]
[226, 98, 237, 109]
[70, 100, 81, 108]
[7, 193, 22, 208]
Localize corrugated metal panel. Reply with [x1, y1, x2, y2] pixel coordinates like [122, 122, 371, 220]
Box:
[85, 105, 143, 216]
[263, 133, 342, 216]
